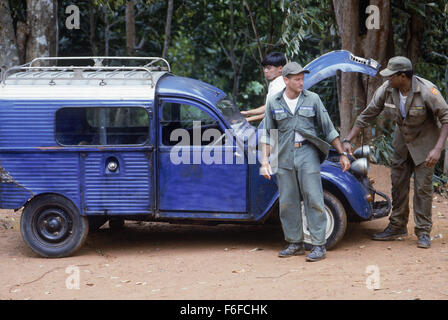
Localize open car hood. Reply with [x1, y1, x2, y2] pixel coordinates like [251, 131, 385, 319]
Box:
[237, 50, 380, 148]
[303, 50, 380, 89]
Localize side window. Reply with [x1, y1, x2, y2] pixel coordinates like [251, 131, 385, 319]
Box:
[55, 107, 149, 146]
[160, 102, 224, 146]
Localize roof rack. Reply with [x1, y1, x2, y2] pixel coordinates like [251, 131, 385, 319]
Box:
[1, 56, 171, 87]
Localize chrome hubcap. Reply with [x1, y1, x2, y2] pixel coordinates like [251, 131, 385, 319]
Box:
[302, 203, 334, 244]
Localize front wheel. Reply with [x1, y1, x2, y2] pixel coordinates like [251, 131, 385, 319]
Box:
[302, 191, 347, 250]
[20, 195, 89, 258]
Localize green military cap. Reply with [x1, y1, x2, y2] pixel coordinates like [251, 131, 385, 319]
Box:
[379, 56, 413, 77]
[282, 62, 310, 77]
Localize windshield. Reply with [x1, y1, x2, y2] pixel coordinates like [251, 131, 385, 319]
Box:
[216, 96, 247, 128]
[216, 96, 259, 151]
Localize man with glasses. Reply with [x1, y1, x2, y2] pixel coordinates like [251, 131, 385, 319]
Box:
[343, 56, 448, 249]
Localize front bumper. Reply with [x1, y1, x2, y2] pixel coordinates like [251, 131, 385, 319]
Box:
[370, 189, 391, 220]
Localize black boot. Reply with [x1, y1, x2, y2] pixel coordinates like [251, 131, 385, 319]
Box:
[278, 243, 305, 257]
[372, 225, 408, 241]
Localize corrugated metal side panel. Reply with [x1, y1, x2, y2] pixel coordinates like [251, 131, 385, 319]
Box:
[0, 99, 153, 148]
[0, 153, 80, 209]
[0, 183, 33, 209]
[84, 152, 151, 214]
[0, 100, 55, 147]
[158, 150, 247, 213]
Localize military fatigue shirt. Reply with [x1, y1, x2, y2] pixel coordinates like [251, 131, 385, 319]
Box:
[355, 76, 448, 166]
[261, 88, 340, 169]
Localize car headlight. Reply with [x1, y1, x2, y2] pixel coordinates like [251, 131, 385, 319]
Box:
[350, 158, 369, 177]
[353, 145, 371, 159]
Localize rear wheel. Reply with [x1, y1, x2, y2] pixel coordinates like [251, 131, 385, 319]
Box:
[303, 191, 347, 250]
[20, 195, 89, 258]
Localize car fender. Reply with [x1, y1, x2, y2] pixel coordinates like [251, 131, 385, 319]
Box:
[0, 182, 32, 209]
[320, 161, 372, 220]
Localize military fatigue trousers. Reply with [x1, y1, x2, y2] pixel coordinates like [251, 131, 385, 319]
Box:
[276, 144, 327, 245]
[390, 151, 434, 236]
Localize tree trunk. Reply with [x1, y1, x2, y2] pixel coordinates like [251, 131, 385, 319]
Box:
[104, 6, 110, 56]
[16, 21, 29, 65]
[266, 0, 274, 55]
[405, 13, 425, 67]
[0, 0, 20, 68]
[162, 0, 174, 60]
[244, 0, 263, 63]
[89, 0, 97, 56]
[126, 0, 136, 56]
[229, 0, 238, 99]
[26, 0, 58, 65]
[333, 0, 394, 141]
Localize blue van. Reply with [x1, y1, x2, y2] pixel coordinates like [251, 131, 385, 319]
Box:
[0, 51, 390, 257]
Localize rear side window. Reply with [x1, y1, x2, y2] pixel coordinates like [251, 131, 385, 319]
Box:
[55, 107, 149, 146]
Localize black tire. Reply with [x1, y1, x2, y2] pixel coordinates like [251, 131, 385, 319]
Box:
[20, 195, 89, 258]
[303, 191, 347, 250]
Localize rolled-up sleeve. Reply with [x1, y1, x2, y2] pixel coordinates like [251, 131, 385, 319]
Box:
[316, 97, 339, 143]
[355, 83, 387, 128]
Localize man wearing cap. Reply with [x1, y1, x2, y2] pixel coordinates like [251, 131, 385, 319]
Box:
[343, 56, 448, 249]
[260, 62, 350, 262]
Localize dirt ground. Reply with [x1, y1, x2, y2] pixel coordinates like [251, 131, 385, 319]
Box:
[1, 164, 447, 301]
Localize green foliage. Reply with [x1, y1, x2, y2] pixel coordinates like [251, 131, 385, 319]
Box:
[369, 120, 395, 167]
[58, 0, 167, 58]
[55, 0, 339, 111]
[392, 0, 448, 99]
[280, 0, 334, 59]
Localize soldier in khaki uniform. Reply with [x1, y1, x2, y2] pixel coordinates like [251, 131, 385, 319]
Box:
[343, 56, 448, 248]
[260, 62, 350, 262]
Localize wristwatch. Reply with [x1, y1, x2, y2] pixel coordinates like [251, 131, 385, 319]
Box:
[342, 139, 351, 144]
[339, 152, 348, 157]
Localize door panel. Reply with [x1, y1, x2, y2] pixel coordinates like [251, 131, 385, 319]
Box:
[55, 105, 154, 215]
[158, 99, 248, 213]
[84, 151, 153, 215]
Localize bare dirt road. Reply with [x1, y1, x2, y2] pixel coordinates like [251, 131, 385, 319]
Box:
[1, 164, 447, 300]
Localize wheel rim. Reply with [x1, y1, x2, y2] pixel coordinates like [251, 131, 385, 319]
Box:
[302, 203, 334, 244]
[33, 207, 73, 244]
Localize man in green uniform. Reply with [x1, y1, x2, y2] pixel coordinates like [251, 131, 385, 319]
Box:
[343, 56, 448, 249]
[260, 62, 350, 262]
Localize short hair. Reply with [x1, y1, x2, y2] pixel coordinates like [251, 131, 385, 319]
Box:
[261, 52, 286, 68]
[396, 70, 413, 79]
